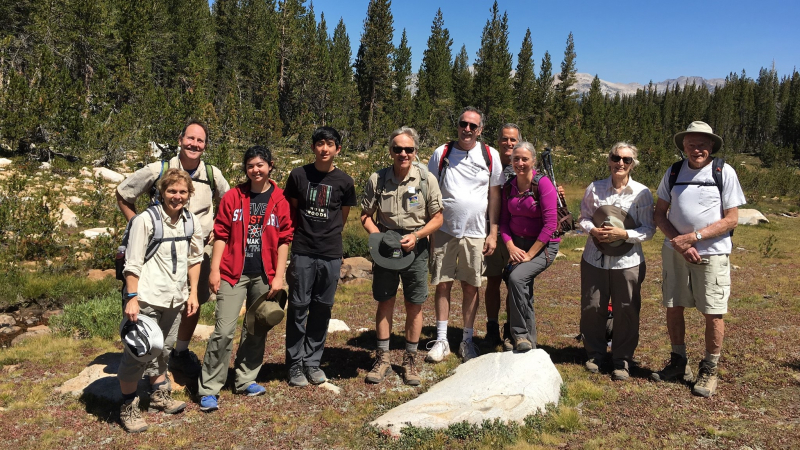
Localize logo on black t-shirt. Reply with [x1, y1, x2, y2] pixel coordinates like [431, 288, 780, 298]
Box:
[305, 182, 332, 219]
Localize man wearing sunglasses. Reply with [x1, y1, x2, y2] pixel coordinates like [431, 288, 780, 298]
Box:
[361, 127, 443, 386]
[426, 107, 504, 363]
[652, 121, 745, 398]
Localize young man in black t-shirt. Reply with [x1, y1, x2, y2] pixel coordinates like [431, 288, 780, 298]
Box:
[283, 127, 357, 386]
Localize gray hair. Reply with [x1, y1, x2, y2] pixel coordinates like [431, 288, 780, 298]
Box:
[609, 141, 640, 168]
[460, 106, 485, 128]
[389, 126, 420, 149]
[513, 141, 537, 161]
[499, 123, 523, 141]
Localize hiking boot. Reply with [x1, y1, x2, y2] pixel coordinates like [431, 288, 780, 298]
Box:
[485, 322, 502, 347]
[239, 383, 266, 396]
[305, 366, 327, 385]
[365, 349, 392, 384]
[169, 349, 202, 379]
[515, 337, 533, 352]
[650, 352, 693, 383]
[425, 339, 450, 363]
[288, 363, 308, 387]
[458, 339, 479, 363]
[402, 351, 421, 386]
[149, 384, 186, 414]
[692, 360, 719, 398]
[585, 357, 600, 374]
[120, 397, 148, 433]
[502, 323, 514, 352]
[612, 360, 630, 381]
[199, 395, 219, 412]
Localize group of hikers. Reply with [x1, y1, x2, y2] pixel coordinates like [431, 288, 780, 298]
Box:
[112, 107, 745, 433]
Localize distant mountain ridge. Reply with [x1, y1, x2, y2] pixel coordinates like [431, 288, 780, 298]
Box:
[562, 73, 727, 97]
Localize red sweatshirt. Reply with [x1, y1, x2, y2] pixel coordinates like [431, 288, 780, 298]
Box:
[214, 179, 294, 286]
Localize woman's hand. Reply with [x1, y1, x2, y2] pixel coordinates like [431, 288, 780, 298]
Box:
[267, 276, 284, 299]
[592, 225, 627, 243]
[209, 269, 221, 295]
[506, 242, 528, 264]
[124, 297, 139, 322]
[185, 293, 199, 317]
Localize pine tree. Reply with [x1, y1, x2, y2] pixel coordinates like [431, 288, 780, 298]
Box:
[353, 0, 395, 150]
[554, 32, 579, 149]
[534, 51, 554, 144]
[391, 29, 413, 129]
[513, 28, 536, 139]
[581, 75, 605, 150]
[416, 9, 454, 144]
[451, 45, 473, 112]
[326, 18, 360, 146]
[473, 1, 513, 140]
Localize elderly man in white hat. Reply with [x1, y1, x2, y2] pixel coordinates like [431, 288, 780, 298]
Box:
[652, 121, 746, 398]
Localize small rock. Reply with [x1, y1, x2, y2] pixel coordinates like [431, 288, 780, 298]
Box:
[68, 196, 83, 204]
[738, 209, 769, 226]
[290, 159, 302, 165]
[11, 326, 51, 346]
[327, 319, 351, 333]
[342, 278, 370, 286]
[59, 204, 78, 228]
[3, 364, 20, 373]
[318, 382, 341, 394]
[555, 251, 566, 259]
[93, 167, 125, 183]
[24, 317, 38, 326]
[732, 265, 740, 270]
[87, 269, 116, 281]
[82, 227, 114, 239]
[340, 256, 372, 279]
[572, 247, 584, 252]
[356, 327, 369, 333]
[79, 239, 91, 246]
[42, 310, 64, 320]
[0, 158, 12, 167]
[0, 326, 21, 335]
[0, 314, 14, 328]
[192, 324, 214, 341]
[76, 252, 92, 261]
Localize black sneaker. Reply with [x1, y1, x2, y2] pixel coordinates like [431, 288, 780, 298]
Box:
[169, 349, 201, 379]
[485, 322, 502, 347]
[305, 366, 327, 385]
[650, 352, 693, 383]
[288, 364, 308, 387]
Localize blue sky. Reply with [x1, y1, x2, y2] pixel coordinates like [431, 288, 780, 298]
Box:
[213, 0, 800, 84]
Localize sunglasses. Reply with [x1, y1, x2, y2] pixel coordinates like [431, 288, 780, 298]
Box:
[458, 120, 480, 131]
[610, 154, 633, 164]
[391, 146, 415, 154]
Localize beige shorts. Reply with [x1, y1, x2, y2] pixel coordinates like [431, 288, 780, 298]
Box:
[430, 230, 485, 287]
[661, 245, 730, 315]
[483, 235, 509, 277]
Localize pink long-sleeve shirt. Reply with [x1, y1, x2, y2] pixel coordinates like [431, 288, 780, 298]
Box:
[499, 171, 560, 244]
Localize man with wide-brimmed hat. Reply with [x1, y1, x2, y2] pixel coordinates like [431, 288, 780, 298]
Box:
[361, 126, 443, 386]
[652, 121, 746, 397]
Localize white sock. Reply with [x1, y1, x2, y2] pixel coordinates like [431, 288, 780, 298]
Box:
[671, 344, 686, 358]
[174, 340, 190, 353]
[704, 351, 720, 365]
[436, 321, 448, 341]
[463, 328, 474, 342]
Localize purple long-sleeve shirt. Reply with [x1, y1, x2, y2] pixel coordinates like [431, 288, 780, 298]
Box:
[500, 171, 560, 244]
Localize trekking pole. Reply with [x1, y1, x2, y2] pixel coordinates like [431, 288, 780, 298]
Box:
[541, 148, 564, 208]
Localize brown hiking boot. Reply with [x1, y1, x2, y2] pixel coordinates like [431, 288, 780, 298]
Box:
[650, 352, 694, 383]
[692, 360, 719, 398]
[120, 397, 148, 433]
[402, 351, 421, 386]
[365, 349, 392, 384]
[585, 357, 601, 374]
[149, 385, 186, 414]
[612, 360, 630, 381]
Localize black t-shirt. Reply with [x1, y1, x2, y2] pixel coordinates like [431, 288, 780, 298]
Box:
[243, 188, 273, 274]
[284, 164, 356, 258]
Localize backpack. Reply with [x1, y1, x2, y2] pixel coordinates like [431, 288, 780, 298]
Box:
[502, 172, 575, 238]
[666, 157, 731, 236]
[149, 161, 216, 205]
[115, 205, 195, 283]
[437, 141, 494, 180]
[374, 161, 429, 209]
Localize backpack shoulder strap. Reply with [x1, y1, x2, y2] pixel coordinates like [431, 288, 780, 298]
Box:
[502, 176, 515, 202]
[412, 161, 429, 202]
[205, 163, 216, 197]
[143, 206, 163, 263]
[182, 209, 194, 254]
[482, 143, 493, 172]
[712, 157, 724, 196]
[438, 142, 455, 177]
[149, 161, 170, 205]
[667, 160, 684, 196]
[532, 172, 545, 201]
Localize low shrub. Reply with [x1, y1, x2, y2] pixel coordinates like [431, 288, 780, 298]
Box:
[50, 293, 122, 340]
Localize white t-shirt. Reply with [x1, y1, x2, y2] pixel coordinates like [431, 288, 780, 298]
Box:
[656, 159, 746, 255]
[428, 141, 503, 238]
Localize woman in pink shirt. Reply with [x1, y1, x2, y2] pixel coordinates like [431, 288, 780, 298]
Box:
[499, 142, 560, 352]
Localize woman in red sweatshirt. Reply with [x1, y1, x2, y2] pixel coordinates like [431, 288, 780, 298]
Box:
[198, 145, 293, 411]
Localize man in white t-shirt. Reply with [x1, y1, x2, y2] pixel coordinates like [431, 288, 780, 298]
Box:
[426, 107, 503, 363]
[652, 121, 746, 398]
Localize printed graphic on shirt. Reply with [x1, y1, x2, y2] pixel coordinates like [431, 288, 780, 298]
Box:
[304, 182, 332, 220]
[243, 189, 274, 274]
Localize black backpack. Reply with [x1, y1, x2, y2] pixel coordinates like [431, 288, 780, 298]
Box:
[115, 206, 195, 283]
[149, 161, 216, 205]
[502, 173, 574, 239]
[666, 157, 731, 236]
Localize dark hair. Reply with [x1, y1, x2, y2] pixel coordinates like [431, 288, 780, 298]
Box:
[311, 126, 342, 148]
[179, 118, 210, 147]
[242, 145, 274, 175]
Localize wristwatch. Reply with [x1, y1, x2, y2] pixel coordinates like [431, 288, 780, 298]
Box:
[412, 231, 420, 241]
[695, 231, 703, 241]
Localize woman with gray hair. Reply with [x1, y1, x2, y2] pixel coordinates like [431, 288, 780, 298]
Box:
[499, 141, 560, 352]
[578, 142, 655, 381]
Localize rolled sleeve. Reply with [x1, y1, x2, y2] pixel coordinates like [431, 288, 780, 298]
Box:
[425, 174, 443, 216]
[361, 172, 379, 215]
[625, 189, 656, 244]
[116, 163, 159, 203]
[579, 183, 598, 234]
[187, 216, 205, 266]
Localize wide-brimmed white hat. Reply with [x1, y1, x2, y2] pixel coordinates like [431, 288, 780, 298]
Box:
[119, 315, 164, 362]
[674, 121, 723, 154]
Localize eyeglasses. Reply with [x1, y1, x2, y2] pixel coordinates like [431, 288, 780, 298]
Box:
[610, 154, 633, 164]
[458, 120, 480, 131]
[391, 146, 415, 154]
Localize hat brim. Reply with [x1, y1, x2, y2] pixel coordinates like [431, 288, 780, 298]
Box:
[592, 205, 636, 257]
[246, 290, 287, 335]
[674, 130, 723, 154]
[119, 315, 164, 362]
[369, 232, 415, 271]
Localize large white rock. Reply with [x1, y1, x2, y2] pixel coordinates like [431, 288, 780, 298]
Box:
[193, 324, 214, 341]
[738, 209, 769, 226]
[371, 349, 562, 437]
[59, 204, 78, 228]
[92, 167, 125, 183]
[0, 158, 11, 167]
[82, 227, 114, 239]
[327, 319, 351, 333]
[55, 353, 150, 402]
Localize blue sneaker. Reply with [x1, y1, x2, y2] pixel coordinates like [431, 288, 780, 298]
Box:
[240, 383, 266, 397]
[199, 395, 218, 412]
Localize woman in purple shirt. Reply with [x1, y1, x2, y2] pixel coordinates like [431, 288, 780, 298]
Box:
[499, 142, 560, 352]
